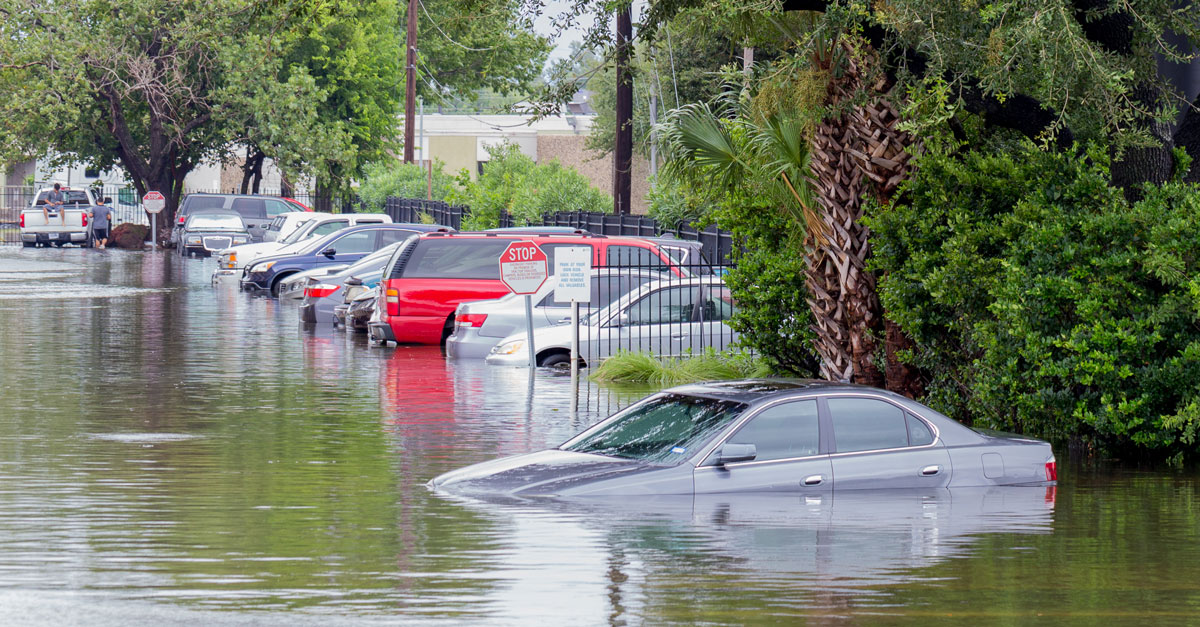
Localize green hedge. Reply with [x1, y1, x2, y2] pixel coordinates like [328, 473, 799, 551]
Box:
[869, 142, 1200, 458]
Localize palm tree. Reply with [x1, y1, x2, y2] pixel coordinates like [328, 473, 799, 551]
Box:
[661, 37, 919, 390]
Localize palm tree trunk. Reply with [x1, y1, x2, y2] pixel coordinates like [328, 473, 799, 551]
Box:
[807, 41, 917, 389]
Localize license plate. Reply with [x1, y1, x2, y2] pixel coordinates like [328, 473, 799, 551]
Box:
[47, 232, 59, 239]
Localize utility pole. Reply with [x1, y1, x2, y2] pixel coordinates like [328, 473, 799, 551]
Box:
[613, 4, 633, 215]
[403, 0, 418, 164]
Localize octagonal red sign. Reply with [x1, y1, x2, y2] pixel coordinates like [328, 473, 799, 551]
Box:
[498, 241, 548, 295]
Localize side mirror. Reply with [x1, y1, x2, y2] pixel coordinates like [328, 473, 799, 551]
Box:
[103, 197, 112, 204]
[718, 443, 756, 465]
[322, 248, 336, 258]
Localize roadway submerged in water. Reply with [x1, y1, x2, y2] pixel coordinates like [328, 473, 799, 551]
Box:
[0, 245, 1197, 624]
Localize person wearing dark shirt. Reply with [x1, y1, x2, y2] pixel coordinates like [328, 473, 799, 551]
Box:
[90, 198, 114, 249]
[44, 183, 65, 225]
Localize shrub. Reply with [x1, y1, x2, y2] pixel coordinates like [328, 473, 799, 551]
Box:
[870, 141, 1200, 457]
[646, 173, 711, 228]
[358, 160, 455, 210]
[449, 142, 611, 230]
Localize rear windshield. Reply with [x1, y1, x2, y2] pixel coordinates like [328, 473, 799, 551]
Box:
[400, 239, 514, 280]
[36, 190, 91, 205]
[181, 196, 226, 213]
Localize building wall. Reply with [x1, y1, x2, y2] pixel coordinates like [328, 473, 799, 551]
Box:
[3, 160, 35, 188]
[429, 135, 478, 180]
[537, 135, 651, 215]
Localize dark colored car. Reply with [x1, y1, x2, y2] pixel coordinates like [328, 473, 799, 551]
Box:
[170, 193, 307, 246]
[178, 211, 251, 257]
[241, 223, 447, 296]
[430, 379, 1058, 498]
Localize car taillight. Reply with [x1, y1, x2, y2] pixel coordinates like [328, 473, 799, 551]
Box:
[455, 313, 488, 328]
[1045, 458, 1058, 482]
[177, 215, 186, 224]
[304, 284, 339, 299]
[19, 214, 24, 228]
[81, 212, 88, 227]
[385, 288, 400, 317]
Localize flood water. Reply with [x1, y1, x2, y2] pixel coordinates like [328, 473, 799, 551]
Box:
[1, 247, 1198, 625]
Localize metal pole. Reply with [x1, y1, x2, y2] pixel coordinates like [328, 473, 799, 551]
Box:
[571, 300, 580, 378]
[151, 214, 156, 249]
[525, 294, 536, 369]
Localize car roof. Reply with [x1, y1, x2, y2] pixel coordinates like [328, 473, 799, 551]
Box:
[662, 379, 894, 403]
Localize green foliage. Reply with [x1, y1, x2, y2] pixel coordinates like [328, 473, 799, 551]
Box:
[358, 160, 456, 209]
[591, 348, 774, 385]
[646, 173, 711, 227]
[448, 143, 611, 230]
[870, 141, 1200, 456]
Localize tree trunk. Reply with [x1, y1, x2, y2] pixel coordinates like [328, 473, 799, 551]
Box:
[239, 149, 266, 194]
[807, 40, 921, 393]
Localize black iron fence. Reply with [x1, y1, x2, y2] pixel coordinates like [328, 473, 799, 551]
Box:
[569, 262, 739, 368]
[381, 197, 738, 265]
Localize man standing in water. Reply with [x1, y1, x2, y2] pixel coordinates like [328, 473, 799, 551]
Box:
[43, 182, 65, 225]
[89, 197, 113, 249]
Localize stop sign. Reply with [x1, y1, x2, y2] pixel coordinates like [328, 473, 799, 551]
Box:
[143, 191, 166, 214]
[499, 241, 548, 295]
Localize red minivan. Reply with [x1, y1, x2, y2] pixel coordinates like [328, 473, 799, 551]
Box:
[369, 231, 688, 345]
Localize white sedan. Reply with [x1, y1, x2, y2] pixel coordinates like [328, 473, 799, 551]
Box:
[484, 276, 738, 368]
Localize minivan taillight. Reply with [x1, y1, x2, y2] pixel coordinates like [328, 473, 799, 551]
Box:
[455, 313, 488, 328]
[385, 288, 400, 317]
[1045, 458, 1058, 482]
[305, 284, 339, 299]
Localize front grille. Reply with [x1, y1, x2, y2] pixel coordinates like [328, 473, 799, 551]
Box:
[203, 236, 233, 251]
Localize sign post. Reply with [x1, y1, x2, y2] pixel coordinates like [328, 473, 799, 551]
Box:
[554, 247, 592, 385]
[498, 241, 548, 369]
[143, 191, 166, 249]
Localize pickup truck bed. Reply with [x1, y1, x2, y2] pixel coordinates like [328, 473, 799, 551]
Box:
[19, 187, 96, 247]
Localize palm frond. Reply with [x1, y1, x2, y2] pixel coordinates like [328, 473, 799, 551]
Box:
[753, 113, 827, 243]
[660, 102, 747, 192]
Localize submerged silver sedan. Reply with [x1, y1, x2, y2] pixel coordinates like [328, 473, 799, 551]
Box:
[430, 380, 1057, 497]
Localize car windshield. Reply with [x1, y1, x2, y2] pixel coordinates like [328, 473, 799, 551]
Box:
[561, 393, 747, 463]
[279, 220, 314, 244]
[187, 214, 243, 229]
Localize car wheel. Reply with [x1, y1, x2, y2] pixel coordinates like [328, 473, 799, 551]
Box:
[539, 352, 572, 369]
[270, 274, 293, 297]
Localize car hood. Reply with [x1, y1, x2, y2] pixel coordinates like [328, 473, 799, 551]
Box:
[429, 449, 667, 497]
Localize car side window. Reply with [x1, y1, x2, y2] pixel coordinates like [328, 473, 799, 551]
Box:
[329, 231, 376, 254]
[829, 398, 910, 453]
[907, 414, 935, 446]
[312, 220, 349, 237]
[623, 287, 700, 325]
[707, 400, 820, 465]
[230, 198, 266, 218]
[702, 286, 736, 322]
[606, 245, 671, 273]
[377, 229, 415, 247]
[264, 199, 292, 217]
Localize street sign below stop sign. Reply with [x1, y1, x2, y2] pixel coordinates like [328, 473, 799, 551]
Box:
[498, 241, 548, 295]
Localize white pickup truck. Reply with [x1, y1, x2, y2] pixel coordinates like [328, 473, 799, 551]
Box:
[19, 187, 106, 247]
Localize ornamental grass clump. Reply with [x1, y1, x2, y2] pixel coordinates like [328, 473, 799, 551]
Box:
[591, 349, 773, 385]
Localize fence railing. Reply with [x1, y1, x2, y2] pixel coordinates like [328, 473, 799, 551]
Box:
[570, 262, 739, 367]
[381, 197, 738, 266]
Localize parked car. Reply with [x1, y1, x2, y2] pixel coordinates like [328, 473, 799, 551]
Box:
[262, 210, 329, 242]
[446, 269, 661, 360]
[429, 379, 1059, 497]
[370, 231, 696, 347]
[485, 276, 737, 367]
[19, 186, 103, 248]
[212, 212, 392, 282]
[241, 223, 447, 296]
[170, 193, 306, 247]
[299, 240, 408, 324]
[345, 287, 378, 332]
[177, 211, 251, 256]
[277, 264, 349, 300]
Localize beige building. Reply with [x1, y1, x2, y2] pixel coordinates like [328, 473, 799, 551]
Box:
[412, 113, 651, 215]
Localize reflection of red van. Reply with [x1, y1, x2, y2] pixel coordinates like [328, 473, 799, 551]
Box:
[370, 232, 686, 345]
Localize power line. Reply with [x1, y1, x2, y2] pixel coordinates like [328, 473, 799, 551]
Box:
[418, 0, 497, 52]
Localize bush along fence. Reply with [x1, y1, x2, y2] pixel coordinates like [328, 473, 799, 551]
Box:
[382, 197, 737, 266]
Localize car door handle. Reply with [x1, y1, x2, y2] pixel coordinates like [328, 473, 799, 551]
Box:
[920, 465, 942, 476]
[803, 475, 824, 486]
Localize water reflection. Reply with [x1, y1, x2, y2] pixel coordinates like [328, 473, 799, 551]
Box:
[1, 248, 1199, 623]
